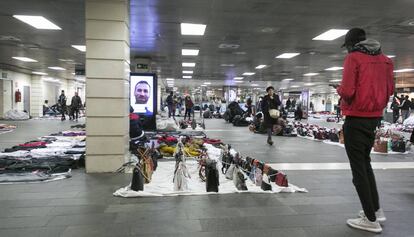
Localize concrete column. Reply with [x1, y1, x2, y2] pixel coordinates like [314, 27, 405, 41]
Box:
[30, 75, 43, 117]
[85, 0, 130, 173]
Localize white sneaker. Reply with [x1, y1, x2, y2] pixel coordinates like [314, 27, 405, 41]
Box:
[358, 208, 386, 222]
[347, 216, 382, 233]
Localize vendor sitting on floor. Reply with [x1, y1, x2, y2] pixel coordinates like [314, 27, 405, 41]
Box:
[129, 106, 144, 140]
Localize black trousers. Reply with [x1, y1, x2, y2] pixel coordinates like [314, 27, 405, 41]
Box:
[184, 108, 192, 120]
[343, 116, 381, 221]
[73, 108, 79, 120]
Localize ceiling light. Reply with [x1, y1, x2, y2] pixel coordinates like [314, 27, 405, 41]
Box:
[329, 79, 342, 82]
[183, 76, 192, 79]
[166, 78, 175, 81]
[59, 59, 74, 62]
[387, 55, 396, 58]
[243, 72, 255, 76]
[201, 84, 207, 87]
[282, 78, 294, 81]
[291, 85, 300, 88]
[304, 83, 315, 86]
[48, 66, 66, 71]
[275, 53, 300, 59]
[220, 64, 235, 67]
[71, 45, 86, 52]
[394, 68, 414, 73]
[303, 73, 319, 76]
[233, 77, 244, 80]
[255, 65, 267, 69]
[32, 71, 47, 75]
[325, 67, 343, 71]
[234, 81, 243, 83]
[183, 70, 193, 74]
[182, 49, 199, 56]
[180, 23, 206, 35]
[13, 15, 61, 30]
[71, 73, 76, 75]
[182, 62, 196, 67]
[312, 29, 349, 41]
[12, 57, 37, 62]
[251, 84, 259, 86]
[280, 87, 287, 90]
[204, 82, 211, 85]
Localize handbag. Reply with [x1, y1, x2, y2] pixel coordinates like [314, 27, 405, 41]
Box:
[275, 172, 288, 187]
[373, 139, 388, 153]
[131, 166, 144, 191]
[261, 174, 272, 191]
[391, 139, 406, 153]
[269, 109, 280, 119]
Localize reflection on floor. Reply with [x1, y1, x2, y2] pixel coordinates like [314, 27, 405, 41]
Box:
[0, 118, 413, 237]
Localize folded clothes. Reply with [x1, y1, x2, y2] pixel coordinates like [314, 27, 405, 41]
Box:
[0, 170, 72, 183]
[18, 141, 48, 147]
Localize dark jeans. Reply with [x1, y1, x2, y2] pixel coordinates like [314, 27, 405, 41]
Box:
[168, 105, 174, 118]
[61, 106, 66, 120]
[267, 128, 272, 140]
[184, 108, 192, 120]
[393, 110, 399, 123]
[343, 116, 381, 222]
[73, 108, 79, 120]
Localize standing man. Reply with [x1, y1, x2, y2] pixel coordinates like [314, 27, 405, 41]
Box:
[58, 90, 67, 121]
[334, 28, 394, 233]
[390, 95, 400, 123]
[71, 92, 83, 122]
[399, 95, 411, 121]
[166, 91, 174, 118]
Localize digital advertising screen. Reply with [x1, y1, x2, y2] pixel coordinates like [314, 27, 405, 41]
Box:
[130, 73, 157, 116]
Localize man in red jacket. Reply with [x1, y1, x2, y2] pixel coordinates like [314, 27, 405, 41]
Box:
[334, 28, 394, 233]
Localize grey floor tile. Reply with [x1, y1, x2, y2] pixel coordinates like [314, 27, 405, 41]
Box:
[0, 216, 53, 229]
[46, 213, 117, 227]
[0, 227, 65, 237]
[129, 220, 202, 235]
[60, 224, 131, 237]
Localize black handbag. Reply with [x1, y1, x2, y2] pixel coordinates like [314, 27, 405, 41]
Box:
[206, 162, 219, 192]
[261, 174, 272, 191]
[391, 139, 406, 153]
[131, 166, 144, 191]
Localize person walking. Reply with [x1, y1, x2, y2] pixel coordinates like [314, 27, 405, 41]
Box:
[336, 99, 342, 122]
[184, 96, 194, 120]
[58, 90, 67, 121]
[390, 96, 400, 123]
[70, 92, 83, 122]
[285, 97, 292, 110]
[399, 95, 411, 121]
[334, 28, 394, 233]
[166, 91, 174, 118]
[261, 86, 281, 145]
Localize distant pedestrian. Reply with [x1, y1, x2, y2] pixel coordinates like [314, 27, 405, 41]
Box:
[58, 90, 67, 121]
[261, 86, 281, 146]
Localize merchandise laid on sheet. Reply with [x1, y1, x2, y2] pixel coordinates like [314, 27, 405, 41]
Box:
[0, 124, 17, 135]
[248, 115, 297, 137]
[115, 135, 307, 197]
[292, 121, 412, 155]
[0, 125, 86, 184]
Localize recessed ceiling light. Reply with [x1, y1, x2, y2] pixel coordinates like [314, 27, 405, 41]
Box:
[201, 84, 207, 87]
[234, 77, 244, 80]
[12, 56, 37, 62]
[312, 29, 349, 41]
[251, 84, 259, 86]
[304, 83, 315, 86]
[303, 73, 319, 76]
[183, 70, 193, 74]
[255, 65, 267, 69]
[180, 23, 206, 36]
[48, 66, 66, 71]
[59, 59, 74, 62]
[182, 62, 196, 67]
[282, 78, 294, 81]
[204, 82, 211, 85]
[394, 68, 414, 73]
[243, 72, 255, 76]
[276, 53, 300, 59]
[234, 81, 243, 83]
[71, 45, 86, 52]
[387, 55, 396, 58]
[183, 76, 192, 79]
[325, 67, 344, 71]
[329, 79, 342, 82]
[32, 71, 47, 75]
[182, 49, 199, 56]
[220, 64, 235, 67]
[280, 87, 287, 90]
[13, 15, 61, 30]
[166, 78, 175, 81]
[291, 85, 300, 88]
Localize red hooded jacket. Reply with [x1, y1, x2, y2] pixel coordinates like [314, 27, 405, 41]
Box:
[337, 42, 394, 117]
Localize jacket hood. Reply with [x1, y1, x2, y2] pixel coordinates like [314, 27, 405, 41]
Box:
[354, 39, 382, 55]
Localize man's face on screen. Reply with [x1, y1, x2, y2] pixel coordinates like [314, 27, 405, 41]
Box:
[135, 83, 150, 104]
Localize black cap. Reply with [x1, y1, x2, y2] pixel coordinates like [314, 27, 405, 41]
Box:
[342, 28, 366, 48]
[266, 86, 275, 92]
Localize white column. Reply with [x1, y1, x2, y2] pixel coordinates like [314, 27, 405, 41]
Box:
[85, 0, 130, 173]
[30, 75, 44, 117]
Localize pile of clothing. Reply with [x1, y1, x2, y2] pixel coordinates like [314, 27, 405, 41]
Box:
[114, 133, 307, 197]
[223, 102, 245, 123]
[0, 124, 17, 134]
[0, 127, 86, 183]
[248, 114, 297, 137]
[3, 110, 30, 120]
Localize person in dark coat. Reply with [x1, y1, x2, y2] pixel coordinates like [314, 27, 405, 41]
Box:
[261, 86, 281, 145]
[58, 90, 67, 121]
[70, 92, 83, 121]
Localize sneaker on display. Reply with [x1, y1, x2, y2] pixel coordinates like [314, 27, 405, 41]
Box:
[358, 208, 386, 223]
[347, 216, 382, 233]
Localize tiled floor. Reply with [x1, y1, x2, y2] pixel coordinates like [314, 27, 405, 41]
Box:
[0, 118, 413, 237]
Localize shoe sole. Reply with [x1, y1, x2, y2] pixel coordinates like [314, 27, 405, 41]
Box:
[347, 221, 382, 233]
[358, 213, 386, 223]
